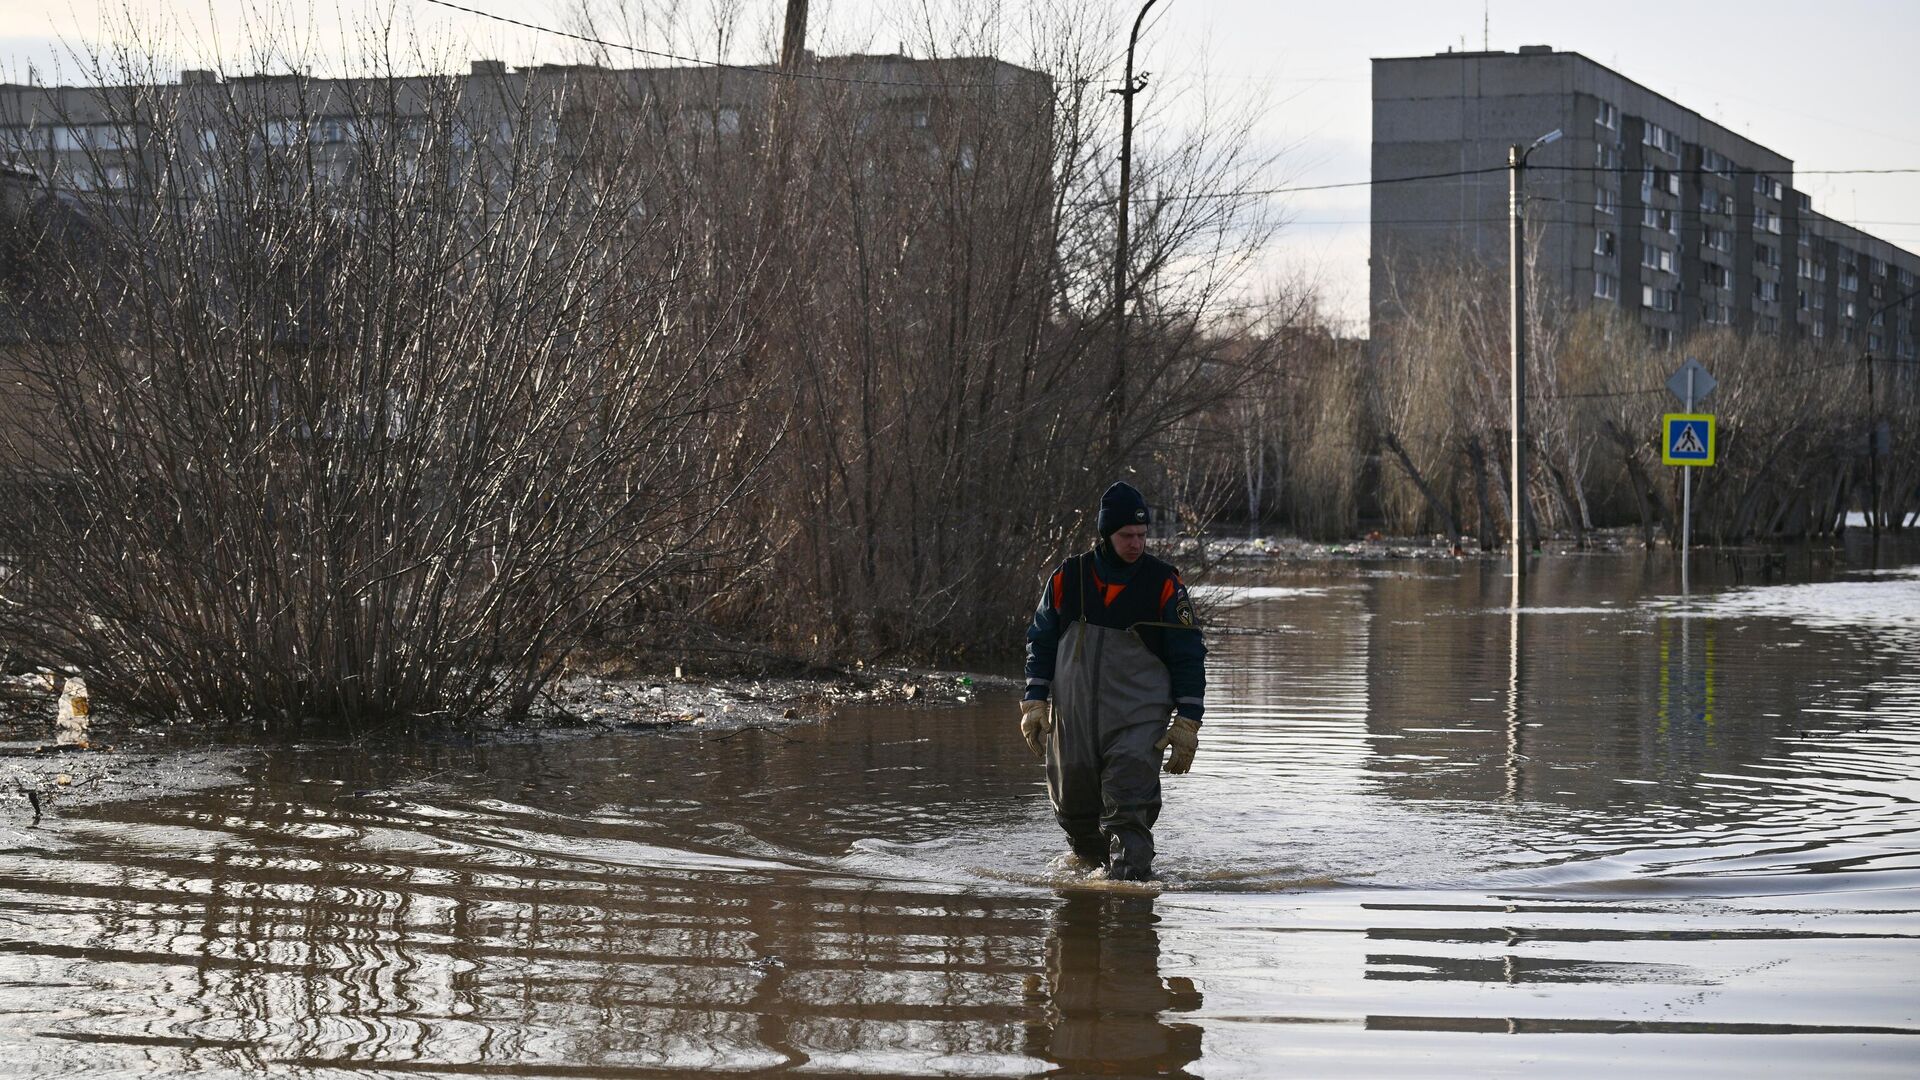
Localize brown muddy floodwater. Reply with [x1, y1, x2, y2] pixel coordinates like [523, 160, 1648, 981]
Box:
[2, 552, 1918, 1078]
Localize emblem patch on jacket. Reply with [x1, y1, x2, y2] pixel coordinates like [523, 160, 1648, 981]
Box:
[1175, 598, 1195, 626]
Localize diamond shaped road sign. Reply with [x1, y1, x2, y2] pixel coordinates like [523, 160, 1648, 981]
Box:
[1667, 357, 1717, 407]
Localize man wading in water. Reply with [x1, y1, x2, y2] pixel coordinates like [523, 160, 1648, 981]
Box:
[1020, 482, 1206, 882]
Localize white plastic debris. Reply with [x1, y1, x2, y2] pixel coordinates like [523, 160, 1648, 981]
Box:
[55, 677, 91, 745]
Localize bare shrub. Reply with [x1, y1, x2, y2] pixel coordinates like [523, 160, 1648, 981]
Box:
[0, 49, 764, 726]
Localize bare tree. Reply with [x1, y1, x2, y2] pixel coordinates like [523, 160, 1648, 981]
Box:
[0, 43, 771, 726]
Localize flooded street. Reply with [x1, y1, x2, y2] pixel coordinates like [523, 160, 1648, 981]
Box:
[2, 553, 1917, 1077]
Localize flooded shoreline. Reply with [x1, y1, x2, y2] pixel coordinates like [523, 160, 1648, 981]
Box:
[1, 546, 1917, 1076]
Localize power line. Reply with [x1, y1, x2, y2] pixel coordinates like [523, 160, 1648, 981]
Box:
[1106, 165, 1920, 206]
[419, 0, 1012, 90]
[1080, 164, 1510, 206]
[1532, 164, 1920, 179]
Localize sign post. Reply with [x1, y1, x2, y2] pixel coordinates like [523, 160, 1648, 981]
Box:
[1664, 358, 1718, 593]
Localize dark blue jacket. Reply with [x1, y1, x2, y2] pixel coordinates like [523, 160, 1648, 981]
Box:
[1023, 546, 1207, 723]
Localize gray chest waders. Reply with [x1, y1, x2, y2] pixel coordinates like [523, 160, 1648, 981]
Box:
[1046, 618, 1173, 877]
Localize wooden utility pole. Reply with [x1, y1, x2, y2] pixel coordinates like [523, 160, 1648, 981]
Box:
[781, 0, 809, 70]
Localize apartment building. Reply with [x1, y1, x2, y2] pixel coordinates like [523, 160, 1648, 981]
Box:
[1370, 45, 1918, 362]
[0, 54, 1049, 202]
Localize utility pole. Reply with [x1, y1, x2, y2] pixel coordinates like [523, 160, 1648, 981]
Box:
[1108, 0, 1160, 453]
[1865, 350, 1879, 541]
[1508, 143, 1525, 588]
[1508, 128, 1559, 590]
[780, 0, 809, 70]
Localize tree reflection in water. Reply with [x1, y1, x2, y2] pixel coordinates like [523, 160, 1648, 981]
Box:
[1025, 893, 1203, 1077]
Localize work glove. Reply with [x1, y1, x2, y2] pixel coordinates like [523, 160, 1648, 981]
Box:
[1019, 699, 1052, 760]
[1156, 716, 1200, 774]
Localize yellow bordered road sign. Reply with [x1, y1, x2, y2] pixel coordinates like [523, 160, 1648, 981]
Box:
[1663, 414, 1716, 466]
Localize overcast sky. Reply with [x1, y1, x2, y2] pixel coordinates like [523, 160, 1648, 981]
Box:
[4, 0, 1915, 330]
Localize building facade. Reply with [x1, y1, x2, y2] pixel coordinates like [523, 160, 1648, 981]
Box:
[1370, 46, 1918, 362]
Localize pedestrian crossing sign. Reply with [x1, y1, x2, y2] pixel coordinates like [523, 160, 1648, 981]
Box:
[1662, 414, 1716, 466]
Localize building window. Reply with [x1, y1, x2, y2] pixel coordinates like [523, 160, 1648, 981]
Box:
[1642, 246, 1674, 273]
[1704, 227, 1732, 253]
[1813, 291, 1825, 310]
[1703, 263, 1730, 289]
[1596, 142, 1620, 171]
[1643, 285, 1676, 312]
[1596, 100, 1617, 129]
[53, 123, 137, 151]
[0, 125, 49, 152]
[1594, 230, 1616, 258]
[1594, 272, 1619, 301]
[1756, 243, 1780, 269]
[1595, 187, 1618, 215]
[1753, 172, 1783, 200]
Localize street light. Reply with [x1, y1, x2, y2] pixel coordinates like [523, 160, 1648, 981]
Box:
[1108, 0, 1161, 453]
[1509, 127, 1560, 592]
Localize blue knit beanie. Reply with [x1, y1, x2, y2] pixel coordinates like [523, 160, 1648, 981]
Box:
[1096, 481, 1151, 538]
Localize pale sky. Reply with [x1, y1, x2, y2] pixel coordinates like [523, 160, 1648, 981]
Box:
[4, 1, 1916, 331]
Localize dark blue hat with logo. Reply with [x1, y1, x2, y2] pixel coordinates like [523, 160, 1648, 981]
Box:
[1096, 481, 1151, 538]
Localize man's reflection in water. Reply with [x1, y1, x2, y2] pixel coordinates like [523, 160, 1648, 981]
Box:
[1026, 893, 1204, 1078]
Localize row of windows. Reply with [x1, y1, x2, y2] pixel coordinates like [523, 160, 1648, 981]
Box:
[1, 116, 567, 155]
[1643, 120, 1681, 157]
[1642, 165, 1680, 199]
[0, 122, 135, 151]
[1699, 188, 1734, 216]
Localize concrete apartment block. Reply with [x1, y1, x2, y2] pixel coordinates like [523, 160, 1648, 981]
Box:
[1370, 45, 1918, 363]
